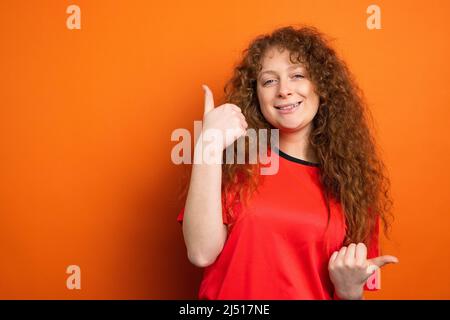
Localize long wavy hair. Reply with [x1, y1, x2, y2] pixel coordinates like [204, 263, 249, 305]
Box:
[217, 25, 393, 246]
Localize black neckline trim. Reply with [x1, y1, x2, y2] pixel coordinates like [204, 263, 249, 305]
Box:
[274, 147, 320, 167]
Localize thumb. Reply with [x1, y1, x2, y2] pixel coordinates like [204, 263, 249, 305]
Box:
[202, 84, 215, 115]
[366, 255, 399, 275]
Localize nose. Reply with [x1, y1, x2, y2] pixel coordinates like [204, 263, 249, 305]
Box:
[277, 78, 293, 98]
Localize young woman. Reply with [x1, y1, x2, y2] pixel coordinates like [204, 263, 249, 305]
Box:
[177, 25, 398, 300]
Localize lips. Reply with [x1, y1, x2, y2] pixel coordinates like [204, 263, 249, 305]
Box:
[275, 101, 302, 110]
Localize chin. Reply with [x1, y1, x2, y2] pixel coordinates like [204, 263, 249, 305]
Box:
[275, 121, 306, 132]
[278, 127, 303, 133]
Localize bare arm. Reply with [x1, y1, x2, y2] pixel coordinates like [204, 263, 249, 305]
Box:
[181, 85, 247, 267]
[182, 137, 226, 267]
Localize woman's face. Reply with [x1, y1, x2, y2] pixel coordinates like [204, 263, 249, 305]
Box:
[256, 47, 320, 133]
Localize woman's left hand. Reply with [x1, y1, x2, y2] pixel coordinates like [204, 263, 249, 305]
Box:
[328, 243, 399, 300]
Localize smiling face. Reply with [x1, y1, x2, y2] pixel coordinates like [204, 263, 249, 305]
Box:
[256, 47, 320, 134]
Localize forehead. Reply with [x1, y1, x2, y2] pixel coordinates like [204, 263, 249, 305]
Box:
[259, 47, 304, 70]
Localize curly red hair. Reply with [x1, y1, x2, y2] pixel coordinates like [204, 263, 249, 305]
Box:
[218, 25, 393, 246]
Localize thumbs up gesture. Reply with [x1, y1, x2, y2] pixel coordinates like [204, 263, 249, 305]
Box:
[328, 243, 399, 300]
[201, 85, 248, 151]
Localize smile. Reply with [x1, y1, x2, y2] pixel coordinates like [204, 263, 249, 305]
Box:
[274, 101, 302, 113]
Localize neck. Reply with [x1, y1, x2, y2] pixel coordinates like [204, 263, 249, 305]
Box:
[278, 126, 318, 163]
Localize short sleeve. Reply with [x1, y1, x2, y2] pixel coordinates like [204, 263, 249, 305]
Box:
[364, 217, 380, 291]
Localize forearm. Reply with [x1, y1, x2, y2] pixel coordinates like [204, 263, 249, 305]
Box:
[182, 137, 226, 266]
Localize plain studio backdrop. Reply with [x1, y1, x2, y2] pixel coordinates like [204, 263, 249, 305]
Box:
[0, 0, 449, 299]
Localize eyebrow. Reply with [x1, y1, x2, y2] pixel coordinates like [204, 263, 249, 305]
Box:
[259, 64, 303, 77]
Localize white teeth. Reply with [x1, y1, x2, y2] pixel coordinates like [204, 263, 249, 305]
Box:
[276, 102, 301, 110]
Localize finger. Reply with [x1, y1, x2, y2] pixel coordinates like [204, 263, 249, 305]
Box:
[237, 112, 246, 123]
[328, 251, 338, 268]
[365, 264, 379, 277]
[344, 243, 356, 264]
[336, 246, 347, 263]
[202, 84, 215, 115]
[240, 121, 248, 134]
[236, 126, 246, 138]
[367, 255, 399, 269]
[230, 104, 242, 113]
[355, 243, 367, 266]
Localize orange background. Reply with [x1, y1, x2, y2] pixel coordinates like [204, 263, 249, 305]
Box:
[1, 0, 449, 299]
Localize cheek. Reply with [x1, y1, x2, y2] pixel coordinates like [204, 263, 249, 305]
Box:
[306, 98, 320, 121]
[303, 84, 320, 111]
[257, 90, 272, 112]
[257, 88, 268, 104]
[259, 103, 272, 122]
[309, 93, 320, 111]
[257, 93, 275, 123]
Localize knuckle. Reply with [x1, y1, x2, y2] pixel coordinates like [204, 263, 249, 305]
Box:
[218, 104, 227, 111]
[335, 261, 344, 269]
[343, 260, 353, 268]
[357, 242, 366, 249]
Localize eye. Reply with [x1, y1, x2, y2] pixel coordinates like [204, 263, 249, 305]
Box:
[262, 79, 276, 86]
[292, 74, 304, 79]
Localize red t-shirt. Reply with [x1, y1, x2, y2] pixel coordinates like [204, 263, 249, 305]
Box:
[177, 148, 380, 299]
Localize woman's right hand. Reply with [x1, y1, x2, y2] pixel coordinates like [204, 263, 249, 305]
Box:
[201, 84, 248, 151]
